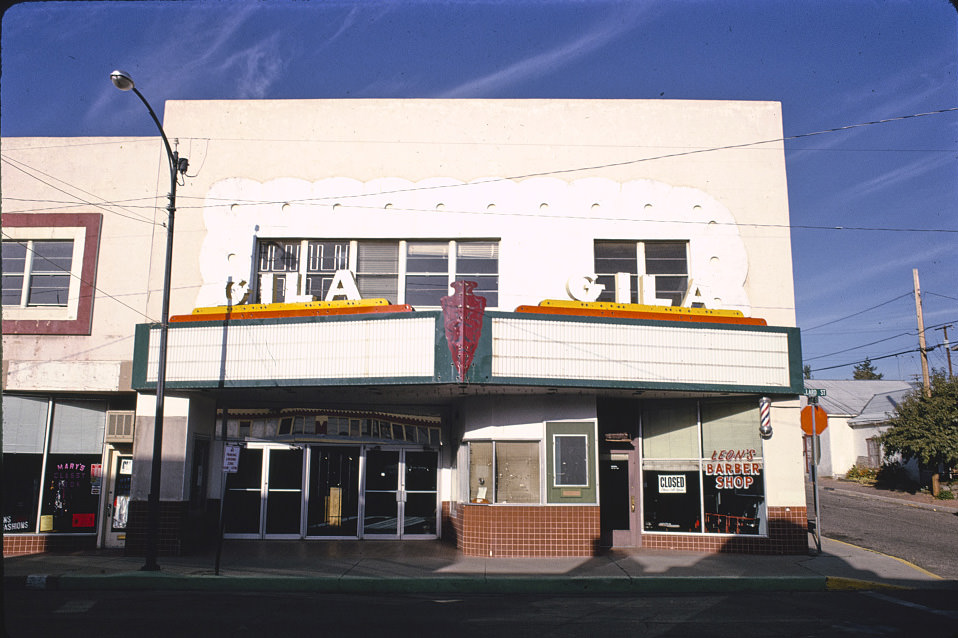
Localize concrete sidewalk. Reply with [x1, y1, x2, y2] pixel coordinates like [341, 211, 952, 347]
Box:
[4, 535, 953, 594]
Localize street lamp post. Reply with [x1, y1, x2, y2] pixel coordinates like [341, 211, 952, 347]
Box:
[111, 70, 187, 571]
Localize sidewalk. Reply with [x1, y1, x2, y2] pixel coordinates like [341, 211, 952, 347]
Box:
[6, 479, 956, 595]
[4, 533, 953, 594]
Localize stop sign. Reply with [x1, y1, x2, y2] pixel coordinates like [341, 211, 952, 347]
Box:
[800, 405, 828, 435]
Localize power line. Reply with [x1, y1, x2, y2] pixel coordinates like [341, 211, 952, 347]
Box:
[1, 156, 159, 226]
[803, 331, 917, 361]
[810, 346, 936, 373]
[1, 232, 157, 323]
[801, 292, 914, 332]
[5, 107, 958, 234]
[805, 319, 957, 370]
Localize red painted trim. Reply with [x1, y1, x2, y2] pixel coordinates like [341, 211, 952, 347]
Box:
[2, 213, 101, 335]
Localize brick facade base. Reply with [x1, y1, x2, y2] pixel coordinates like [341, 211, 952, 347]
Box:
[123, 500, 185, 556]
[445, 503, 602, 557]
[641, 506, 809, 554]
[443, 503, 808, 557]
[2, 534, 96, 557]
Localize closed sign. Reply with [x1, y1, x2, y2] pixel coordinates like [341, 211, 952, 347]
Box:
[658, 474, 686, 494]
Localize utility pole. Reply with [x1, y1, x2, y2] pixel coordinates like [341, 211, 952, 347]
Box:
[913, 269, 931, 398]
[935, 324, 953, 378]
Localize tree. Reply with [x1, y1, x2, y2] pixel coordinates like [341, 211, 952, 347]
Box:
[803, 364, 812, 380]
[853, 357, 883, 380]
[879, 372, 958, 496]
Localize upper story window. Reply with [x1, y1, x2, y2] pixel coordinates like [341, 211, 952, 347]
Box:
[254, 238, 498, 308]
[2, 240, 73, 307]
[594, 240, 688, 306]
[1, 213, 101, 335]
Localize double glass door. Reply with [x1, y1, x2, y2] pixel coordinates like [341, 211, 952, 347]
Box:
[223, 445, 437, 540]
[224, 446, 304, 538]
[363, 449, 438, 538]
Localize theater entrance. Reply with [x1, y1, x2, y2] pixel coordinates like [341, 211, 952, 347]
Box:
[222, 443, 438, 540]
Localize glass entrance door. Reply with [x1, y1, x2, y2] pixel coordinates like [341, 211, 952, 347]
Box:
[402, 450, 438, 537]
[224, 447, 264, 537]
[224, 446, 304, 539]
[363, 448, 438, 538]
[223, 444, 436, 540]
[363, 449, 401, 537]
[264, 448, 303, 537]
[307, 446, 360, 537]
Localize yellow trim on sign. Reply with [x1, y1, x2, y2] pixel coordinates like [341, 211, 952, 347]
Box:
[540, 299, 744, 318]
[189, 298, 389, 315]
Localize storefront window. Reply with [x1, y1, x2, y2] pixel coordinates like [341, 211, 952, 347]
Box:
[468, 441, 540, 504]
[701, 401, 766, 535]
[641, 399, 766, 536]
[3, 396, 106, 535]
[40, 400, 106, 533]
[553, 435, 588, 486]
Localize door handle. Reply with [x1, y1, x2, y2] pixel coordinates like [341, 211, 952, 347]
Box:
[631, 496, 635, 512]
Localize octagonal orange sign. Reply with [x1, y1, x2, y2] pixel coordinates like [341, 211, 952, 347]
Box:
[800, 405, 828, 435]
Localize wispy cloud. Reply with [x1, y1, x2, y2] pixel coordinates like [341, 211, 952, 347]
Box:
[796, 240, 954, 312]
[438, 5, 654, 97]
[827, 153, 952, 209]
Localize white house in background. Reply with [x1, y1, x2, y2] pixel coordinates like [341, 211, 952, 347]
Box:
[802, 379, 914, 477]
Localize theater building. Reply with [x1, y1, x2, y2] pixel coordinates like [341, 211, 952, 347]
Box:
[2, 99, 805, 557]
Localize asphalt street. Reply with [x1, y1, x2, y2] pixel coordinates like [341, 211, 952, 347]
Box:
[5, 589, 958, 638]
[817, 484, 958, 579]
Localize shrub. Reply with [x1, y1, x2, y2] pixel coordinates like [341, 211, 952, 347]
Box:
[874, 461, 919, 492]
[845, 464, 879, 484]
[935, 489, 955, 500]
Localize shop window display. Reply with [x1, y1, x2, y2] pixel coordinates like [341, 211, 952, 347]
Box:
[2, 396, 106, 534]
[468, 441, 540, 504]
[642, 399, 766, 536]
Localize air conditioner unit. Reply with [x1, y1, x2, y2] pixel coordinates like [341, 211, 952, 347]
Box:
[105, 411, 135, 443]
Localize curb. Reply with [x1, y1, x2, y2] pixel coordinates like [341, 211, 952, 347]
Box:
[7, 573, 831, 594]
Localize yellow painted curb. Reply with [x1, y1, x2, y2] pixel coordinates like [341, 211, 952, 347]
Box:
[825, 536, 943, 581]
[826, 576, 907, 591]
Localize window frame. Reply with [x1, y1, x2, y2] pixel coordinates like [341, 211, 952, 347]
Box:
[466, 440, 542, 505]
[593, 239, 689, 307]
[552, 434, 590, 488]
[253, 237, 499, 308]
[1, 213, 101, 335]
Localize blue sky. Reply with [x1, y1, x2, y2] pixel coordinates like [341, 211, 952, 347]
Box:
[3, 0, 956, 382]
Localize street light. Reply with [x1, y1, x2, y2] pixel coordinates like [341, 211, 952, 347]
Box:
[111, 70, 188, 571]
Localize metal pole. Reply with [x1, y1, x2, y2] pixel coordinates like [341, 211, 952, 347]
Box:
[936, 325, 953, 378]
[811, 405, 821, 553]
[129, 85, 179, 572]
[215, 406, 229, 576]
[913, 269, 931, 398]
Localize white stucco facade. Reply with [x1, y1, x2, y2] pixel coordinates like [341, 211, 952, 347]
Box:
[3, 99, 805, 556]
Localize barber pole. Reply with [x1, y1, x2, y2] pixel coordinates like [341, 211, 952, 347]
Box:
[759, 397, 772, 440]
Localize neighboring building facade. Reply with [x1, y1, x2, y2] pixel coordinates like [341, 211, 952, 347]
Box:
[3, 99, 805, 557]
[801, 380, 913, 477]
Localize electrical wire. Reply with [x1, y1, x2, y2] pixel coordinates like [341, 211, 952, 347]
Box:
[7, 107, 958, 233]
[1, 232, 157, 323]
[1, 156, 160, 226]
[801, 293, 914, 332]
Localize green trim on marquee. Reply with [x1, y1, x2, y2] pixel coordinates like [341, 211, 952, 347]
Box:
[131, 309, 803, 395]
